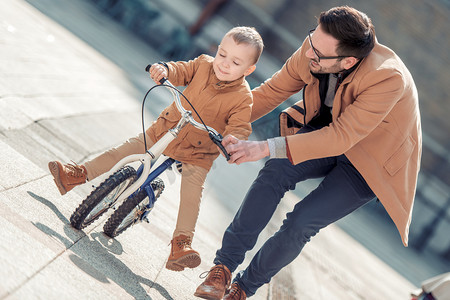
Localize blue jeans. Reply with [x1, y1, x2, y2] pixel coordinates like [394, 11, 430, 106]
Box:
[214, 154, 375, 296]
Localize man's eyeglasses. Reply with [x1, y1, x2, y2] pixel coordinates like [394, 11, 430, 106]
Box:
[308, 29, 349, 62]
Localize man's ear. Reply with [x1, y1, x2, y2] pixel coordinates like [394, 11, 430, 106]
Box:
[342, 57, 359, 70]
[244, 65, 256, 76]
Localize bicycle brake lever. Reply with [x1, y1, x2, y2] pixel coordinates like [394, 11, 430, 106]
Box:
[209, 133, 230, 161]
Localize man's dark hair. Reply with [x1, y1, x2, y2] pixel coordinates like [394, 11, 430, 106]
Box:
[319, 6, 375, 59]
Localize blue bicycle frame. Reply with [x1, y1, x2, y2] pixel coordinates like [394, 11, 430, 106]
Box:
[133, 157, 176, 221]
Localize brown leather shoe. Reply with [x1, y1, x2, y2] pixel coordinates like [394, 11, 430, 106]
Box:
[194, 264, 231, 300]
[166, 235, 201, 271]
[224, 282, 246, 300]
[48, 161, 87, 195]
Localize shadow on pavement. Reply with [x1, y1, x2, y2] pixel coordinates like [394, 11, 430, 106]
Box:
[28, 191, 174, 300]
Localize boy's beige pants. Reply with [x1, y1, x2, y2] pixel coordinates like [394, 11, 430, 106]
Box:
[84, 132, 208, 240]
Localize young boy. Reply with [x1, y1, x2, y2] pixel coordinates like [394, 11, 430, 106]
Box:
[48, 26, 263, 272]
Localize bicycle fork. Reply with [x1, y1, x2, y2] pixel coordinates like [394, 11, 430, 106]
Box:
[134, 157, 175, 222]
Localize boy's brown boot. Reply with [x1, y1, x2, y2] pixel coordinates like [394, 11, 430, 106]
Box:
[223, 282, 246, 300]
[194, 264, 231, 300]
[166, 234, 201, 271]
[48, 161, 87, 195]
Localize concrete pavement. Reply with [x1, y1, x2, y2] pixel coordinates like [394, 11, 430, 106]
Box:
[0, 0, 417, 299]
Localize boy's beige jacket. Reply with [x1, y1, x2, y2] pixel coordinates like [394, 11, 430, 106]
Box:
[251, 39, 422, 246]
[147, 54, 252, 171]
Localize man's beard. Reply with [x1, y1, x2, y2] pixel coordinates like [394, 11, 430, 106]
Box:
[309, 59, 344, 74]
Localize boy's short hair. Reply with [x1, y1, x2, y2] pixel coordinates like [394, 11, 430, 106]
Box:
[225, 26, 264, 64]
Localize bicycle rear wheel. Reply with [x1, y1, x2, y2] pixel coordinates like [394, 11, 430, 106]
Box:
[103, 177, 164, 238]
[70, 166, 137, 230]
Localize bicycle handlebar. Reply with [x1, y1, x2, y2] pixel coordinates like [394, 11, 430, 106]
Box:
[145, 64, 230, 161]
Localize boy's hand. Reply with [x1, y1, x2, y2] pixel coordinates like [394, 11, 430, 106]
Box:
[149, 64, 168, 84]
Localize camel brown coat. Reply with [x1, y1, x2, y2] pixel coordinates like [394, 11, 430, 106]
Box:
[251, 39, 421, 246]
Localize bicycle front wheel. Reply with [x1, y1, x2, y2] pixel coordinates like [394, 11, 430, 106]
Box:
[103, 177, 164, 238]
[70, 166, 137, 230]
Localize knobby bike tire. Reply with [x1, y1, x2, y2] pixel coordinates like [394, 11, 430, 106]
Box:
[103, 178, 165, 238]
[70, 166, 137, 230]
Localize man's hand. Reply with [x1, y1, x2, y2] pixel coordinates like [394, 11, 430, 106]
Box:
[222, 135, 269, 164]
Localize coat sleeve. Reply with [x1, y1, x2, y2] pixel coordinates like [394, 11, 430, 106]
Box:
[287, 68, 406, 165]
[222, 92, 253, 140]
[165, 55, 209, 86]
[251, 42, 307, 122]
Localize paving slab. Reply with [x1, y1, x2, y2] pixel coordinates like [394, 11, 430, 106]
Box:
[0, 141, 46, 189]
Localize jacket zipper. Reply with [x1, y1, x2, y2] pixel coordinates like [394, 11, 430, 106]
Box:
[302, 85, 307, 126]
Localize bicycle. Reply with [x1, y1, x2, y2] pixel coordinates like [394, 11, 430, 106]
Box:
[69, 65, 230, 238]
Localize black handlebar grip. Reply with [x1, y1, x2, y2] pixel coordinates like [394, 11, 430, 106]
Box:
[145, 64, 167, 84]
[209, 133, 230, 161]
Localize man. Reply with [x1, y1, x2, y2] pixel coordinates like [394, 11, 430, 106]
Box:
[195, 5, 421, 300]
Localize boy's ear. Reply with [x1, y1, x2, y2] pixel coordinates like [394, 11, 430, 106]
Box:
[244, 65, 256, 76]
